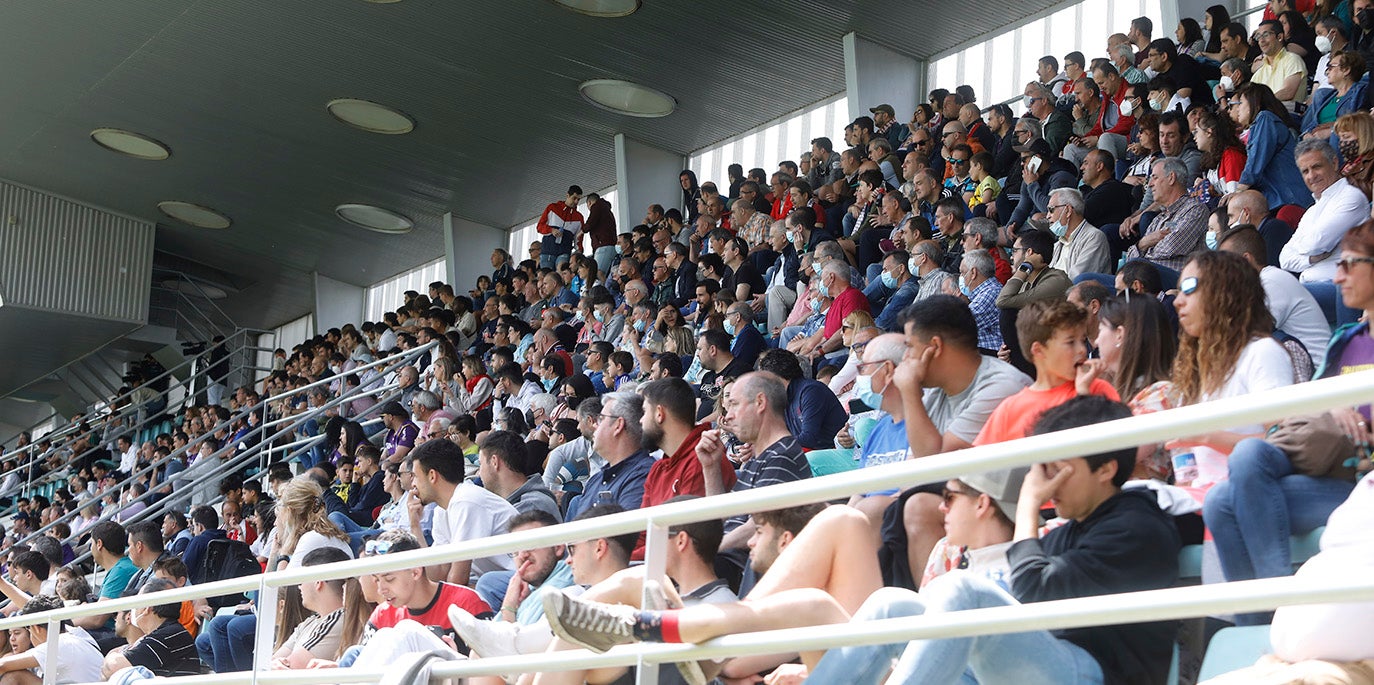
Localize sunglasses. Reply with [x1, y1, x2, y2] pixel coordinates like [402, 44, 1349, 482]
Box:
[363, 539, 393, 556]
[941, 487, 978, 506]
[1336, 256, 1374, 271]
[1179, 276, 1199, 295]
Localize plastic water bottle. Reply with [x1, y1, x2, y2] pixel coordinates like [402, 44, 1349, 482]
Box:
[1171, 451, 1198, 486]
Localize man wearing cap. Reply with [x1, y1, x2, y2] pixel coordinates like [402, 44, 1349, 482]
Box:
[379, 401, 420, 464]
[1005, 138, 1079, 232]
[536, 185, 584, 269]
[870, 104, 909, 150]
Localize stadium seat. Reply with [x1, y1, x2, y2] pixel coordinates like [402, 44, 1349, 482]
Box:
[806, 448, 860, 477]
[1179, 527, 1325, 583]
[1196, 624, 1272, 682]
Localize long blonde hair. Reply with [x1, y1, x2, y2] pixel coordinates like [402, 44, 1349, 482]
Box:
[277, 477, 349, 554]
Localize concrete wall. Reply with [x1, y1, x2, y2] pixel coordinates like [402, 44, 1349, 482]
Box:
[844, 33, 923, 124]
[444, 213, 508, 293]
[313, 273, 364, 335]
[615, 134, 685, 230]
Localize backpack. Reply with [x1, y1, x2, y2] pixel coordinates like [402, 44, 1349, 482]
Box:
[197, 538, 262, 609]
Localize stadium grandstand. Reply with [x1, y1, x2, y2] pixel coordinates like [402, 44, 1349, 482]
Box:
[1, 0, 1374, 684]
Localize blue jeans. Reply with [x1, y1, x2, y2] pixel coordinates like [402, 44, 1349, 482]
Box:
[808, 576, 1105, 685]
[779, 325, 807, 349]
[476, 569, 514, 611]
[196, 613, 257, 673]
[1203, 438, 1353, 624]
[327, 511, 379, 555]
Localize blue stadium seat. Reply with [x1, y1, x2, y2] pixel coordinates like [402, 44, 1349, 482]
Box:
[1197, 624, 1272, 682]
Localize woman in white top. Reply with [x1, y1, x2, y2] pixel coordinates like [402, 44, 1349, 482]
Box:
[1167, 251, 1295, 488]
[273, 478, 353, 572]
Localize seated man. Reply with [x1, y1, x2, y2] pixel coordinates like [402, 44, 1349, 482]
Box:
[869, 250, 922, 332]
[804, 397, 1182, 684]
[268, 547, 350, 669]
[565, 391, 654, 519]
[101, 579, 200, 678]
[755, 350, 847, 451]
[0, 595, 104, 685]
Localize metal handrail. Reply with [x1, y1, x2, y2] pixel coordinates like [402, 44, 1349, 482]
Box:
[12, 341, 435, 554]
[0, 367, 1368, 684]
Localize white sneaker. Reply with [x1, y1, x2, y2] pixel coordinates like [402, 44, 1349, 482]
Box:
[448, 604, 519, 658]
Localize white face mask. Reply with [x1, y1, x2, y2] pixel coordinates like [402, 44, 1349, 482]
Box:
[1219, 75, 1235, 92]
[1119, 98, 1135, 117]
[1316, 35, 1333, 54]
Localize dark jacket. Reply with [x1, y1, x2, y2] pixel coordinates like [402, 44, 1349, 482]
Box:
[670, 261, 697, 308]
[344, 470, 389, 526]
[730, 323, 767, 370]
[764, 244, 800, 293]
[583, 198, 617, 249]
[1007, 489, 1181, 685]
[1082, 179, 1136, 229]
[785, 378, 848, 450]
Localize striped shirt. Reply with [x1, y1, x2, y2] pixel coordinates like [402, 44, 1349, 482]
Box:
[281, 607, 345, 660]
[724, 436, 811, 533]
[124, 620, 201, 677]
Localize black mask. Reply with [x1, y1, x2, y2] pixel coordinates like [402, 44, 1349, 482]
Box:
[1360, 8, 1374, 29]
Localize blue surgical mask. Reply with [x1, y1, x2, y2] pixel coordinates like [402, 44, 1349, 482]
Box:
[541, 378, 556, 391]
[880, 271, 898, 289]
[724, 320, 737, 336]
[594, 309, 607, 323]
[852, 372, 885, 410]
[958, 275, 973, 298]
[633, 319, 646, 332]
[615, 244, 624, 255]
[1049, 221, 1068, 238]
[810, 298, 822, 314]
[908, 256, 919, 274]
[1205, 231, 1219, 250]
[785, 230, 796, 243]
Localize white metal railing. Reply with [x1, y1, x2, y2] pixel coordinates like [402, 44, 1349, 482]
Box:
[5, 369, 1372, 685]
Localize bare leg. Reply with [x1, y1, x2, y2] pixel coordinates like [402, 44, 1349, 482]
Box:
[850, 494, 894, 534]
[0, 671, 41, 685]
[904, 492, 945, 584]
[745, 504, 883, 613]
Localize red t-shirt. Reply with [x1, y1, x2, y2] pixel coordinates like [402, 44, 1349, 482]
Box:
[1217, 147, 1247, 187]
[368, 582, 492, 631]
[992, 248, 1013, 284]
[823, 286, 870, 338]
[973, 379, 1120, 446]
[641, 424, 736, 509]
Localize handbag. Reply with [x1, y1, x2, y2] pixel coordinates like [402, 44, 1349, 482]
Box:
[1265, 413, 1359, 481]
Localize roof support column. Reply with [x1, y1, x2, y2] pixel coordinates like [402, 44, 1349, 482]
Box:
[444, 213, 508, 293]
[844, 32, 925, 125]
[614, 133, 687, 234]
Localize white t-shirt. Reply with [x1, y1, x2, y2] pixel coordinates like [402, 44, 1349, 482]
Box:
[1194, 337, 1295, 486]
[1271, 476, 1374, 662]
[286, 530, 353, 570]
[431, 482, 517, 580]
[29, 628, 104, 684]
[1261, 266, 1332, 370]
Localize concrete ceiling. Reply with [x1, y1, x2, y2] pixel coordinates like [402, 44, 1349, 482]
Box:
[0, 0, 1067, 331]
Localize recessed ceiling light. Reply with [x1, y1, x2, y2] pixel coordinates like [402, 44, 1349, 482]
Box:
[157, 201, 231, 229]
[578, 79, 675, 117]
[552, 0, 640, 17]
[90, 128, 171, 160]
[336, 204, 413, 234]
[326, 98, 415, 134]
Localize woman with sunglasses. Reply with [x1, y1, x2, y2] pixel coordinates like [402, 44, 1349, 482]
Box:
[1201, 222, 1374, 620]
[1167, 251, 1296, 489]
[1301, 51, 1368, 148]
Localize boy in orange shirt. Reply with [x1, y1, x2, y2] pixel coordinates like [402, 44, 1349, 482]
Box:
[975, 299, 1118, 445]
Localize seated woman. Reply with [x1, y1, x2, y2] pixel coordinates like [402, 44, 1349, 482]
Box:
[1203, 220, 1374, 624]
[1301, 51, 1367, 150]
[1192, 109, 1247, 204]
[1223, 83, 1312, 211]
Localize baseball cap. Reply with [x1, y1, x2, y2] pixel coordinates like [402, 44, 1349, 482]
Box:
[379, 401, 409, 418]
[961, 466, 1029, 521]
[1014, 137, 1053, 157]
[869, 104, 896, 117]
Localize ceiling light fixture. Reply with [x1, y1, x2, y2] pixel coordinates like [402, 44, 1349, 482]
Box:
[552, 0, 640, 17]
[336, 204, 413, 234]
[90, 128, 171, 160]
[578, 79, 675, 117]
[326, 98, 415, 134]
[157, 201, 231, 229]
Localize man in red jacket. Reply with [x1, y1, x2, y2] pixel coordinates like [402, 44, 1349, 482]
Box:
[583, 191, 618, 278]
[537, 185, 584, 269]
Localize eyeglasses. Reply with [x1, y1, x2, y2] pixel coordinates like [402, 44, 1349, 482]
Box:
[850, 340, 870, 354]
[1047, 204, 1066, 212]
[854, 359, 892, 373]
[947, 157, 969, 165]
[1255, 30, 1276, 38]
[593, 413, 624, 426]
[363, 539, 393, 556]
[1336, 256, 1374, 271]
[1179, 276, 1199, 295]
[841, 324, 854, 331]
[913, 139, 931, 146]
[941, 487, 979, 506]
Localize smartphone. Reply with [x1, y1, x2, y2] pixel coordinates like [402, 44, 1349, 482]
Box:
[1026, 156, 1043, 174]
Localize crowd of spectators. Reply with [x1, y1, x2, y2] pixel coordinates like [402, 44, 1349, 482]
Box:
[2, 2, 1374, 682]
